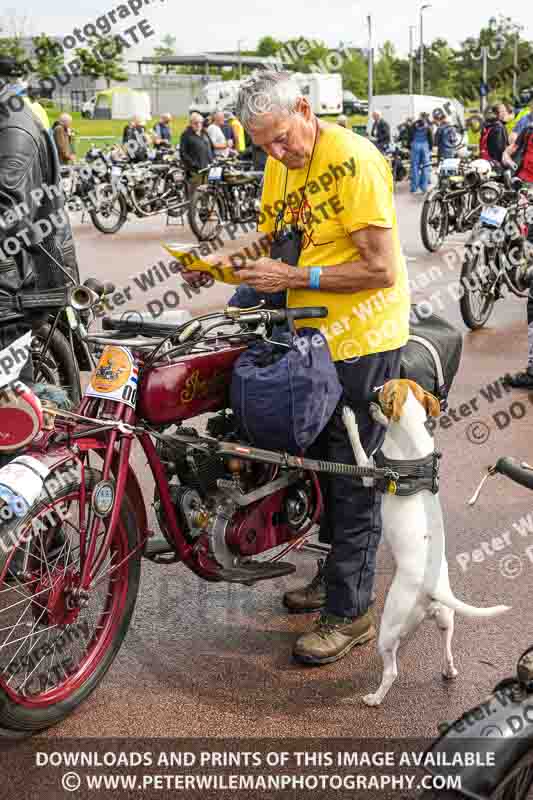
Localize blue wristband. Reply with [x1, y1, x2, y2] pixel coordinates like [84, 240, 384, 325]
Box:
[309, 267, 322, 290]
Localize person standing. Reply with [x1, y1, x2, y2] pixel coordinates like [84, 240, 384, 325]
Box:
[207, 110, 231, 157]
[370, 110, 391, 153]
[408, 114, 433, 193]
[228, 111, 246, 153]
[433, 110, 456, 160]
[0, 56, 80, 383]
[478, 105, 509, 165]
[179, 111, 214, 190]
[193, 71, 410, 664]
[122, 115, 149, 161]
[52, 113, 76, 165]
[501, 123, 533, 389]
[153, 113, 172, 147]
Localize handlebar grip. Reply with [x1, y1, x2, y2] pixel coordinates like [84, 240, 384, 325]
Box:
[287, 307, 329, 320]
[494, 457, 533, 490]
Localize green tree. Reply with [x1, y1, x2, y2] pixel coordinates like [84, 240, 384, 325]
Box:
[374, 41, 400, 94]
[32, 34, 65, 81]
[75, 37, 128, 88]
[257, 36, 281, 58]
[340, 49, 368, 96]
[153, 34, 177, 76]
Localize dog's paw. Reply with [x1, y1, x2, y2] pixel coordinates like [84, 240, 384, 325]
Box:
[442, 667, 458, 681]
[362, 693, 382, 707]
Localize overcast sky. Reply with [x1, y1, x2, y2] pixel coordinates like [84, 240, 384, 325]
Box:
[10, 3, 533, 60]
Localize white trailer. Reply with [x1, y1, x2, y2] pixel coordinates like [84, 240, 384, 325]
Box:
[189, 80, 242, 115]
[370, 94, 465, 137]
[293, 73, 343, 115]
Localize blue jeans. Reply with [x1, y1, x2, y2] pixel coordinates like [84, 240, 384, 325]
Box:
[410, 143, 430, 192]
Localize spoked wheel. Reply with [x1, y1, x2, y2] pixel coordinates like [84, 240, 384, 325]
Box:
[31, 324, 81, 406]
[421, 191, 448, 252]
[188, 186, 223, 241]
[459, 247, 497, 330]
[0, 469, 141, 735]
[89, 184, 128, 234]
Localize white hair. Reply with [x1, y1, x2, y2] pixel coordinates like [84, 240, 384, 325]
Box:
[236, 71, 304, 129]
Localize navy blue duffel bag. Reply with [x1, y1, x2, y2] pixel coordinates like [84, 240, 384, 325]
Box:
[230, 328, 342, 455]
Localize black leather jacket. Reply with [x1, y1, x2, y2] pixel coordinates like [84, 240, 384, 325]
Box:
[0, 91, 79, 323]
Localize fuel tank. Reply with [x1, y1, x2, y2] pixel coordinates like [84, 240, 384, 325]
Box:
[137, 346, 246, 425]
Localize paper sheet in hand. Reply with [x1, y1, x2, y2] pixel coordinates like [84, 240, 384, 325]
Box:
[164, 244, 244, 285]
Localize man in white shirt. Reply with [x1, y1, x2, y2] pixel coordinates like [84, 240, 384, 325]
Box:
[207, 110, 230, 157]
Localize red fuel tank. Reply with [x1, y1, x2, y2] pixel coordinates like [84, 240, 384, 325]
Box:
[137, 346, 246, 425]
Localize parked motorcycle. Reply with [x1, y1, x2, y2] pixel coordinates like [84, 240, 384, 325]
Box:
[459, 174, 533, 330]
[420, 154, 485, 252]
[188, 158, 263, 242]
[90, 152, 189, 235]
[0, 297, 403, 734]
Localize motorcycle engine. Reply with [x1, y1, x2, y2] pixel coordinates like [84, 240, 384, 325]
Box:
[153, 412, 316, 564]
[232, 183, 259, 220]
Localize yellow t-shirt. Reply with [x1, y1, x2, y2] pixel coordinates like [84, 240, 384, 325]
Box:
[258, 126, 410, 362]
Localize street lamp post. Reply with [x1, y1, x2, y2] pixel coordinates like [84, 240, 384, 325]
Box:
[470, 33, 505, 114]
[511, 24, 522, 101]
[419, 4, 431, 95]
[409, 25, 417, 95]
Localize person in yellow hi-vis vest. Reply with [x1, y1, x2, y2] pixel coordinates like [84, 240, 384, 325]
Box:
[228, 111, 246, 153]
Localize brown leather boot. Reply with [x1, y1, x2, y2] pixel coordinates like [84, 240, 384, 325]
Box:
[282, 559, 327, 614]
[293, 609, 376, 665]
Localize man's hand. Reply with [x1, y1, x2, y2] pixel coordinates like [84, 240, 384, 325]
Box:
[238, 258, 291, 292]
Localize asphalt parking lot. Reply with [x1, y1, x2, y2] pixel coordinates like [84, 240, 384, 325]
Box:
[44, 184, 533, 740]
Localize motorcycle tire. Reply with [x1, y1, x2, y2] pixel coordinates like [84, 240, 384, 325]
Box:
[89, 188, 128, 235]
[188, 186, 223, 242]
[459, 247, 496, 330]
[421, 191, 449, 252]
[0, 469, 142, 736]
[31, 323, 82, 406]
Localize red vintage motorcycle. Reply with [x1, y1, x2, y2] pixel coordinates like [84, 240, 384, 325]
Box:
[0, 295, 394, 735]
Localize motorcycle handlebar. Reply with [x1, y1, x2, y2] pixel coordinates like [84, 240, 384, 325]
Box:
[232, 306, 329, 324]
[84, 278, 115, 297]
[494, 457, 533, 490]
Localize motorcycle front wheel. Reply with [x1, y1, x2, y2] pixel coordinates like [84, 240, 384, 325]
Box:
[421, 191, 448, 252]
[0, 469, 141, 736]
[31, 323, 81, 406]
[188, 186, 223, 241]
[89, 185, 128, 235]
[459, 247, 496, 330]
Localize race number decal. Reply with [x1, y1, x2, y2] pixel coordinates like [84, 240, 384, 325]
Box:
[85, 346, 139, 407]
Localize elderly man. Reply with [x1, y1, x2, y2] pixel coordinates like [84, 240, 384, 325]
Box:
[207, 110, 231, 157]
[196, 71, 411, 665]
[122, 115, 149, 162]
[370, 110, 390, 153]
[153, 112, 172, 147]
[180, 111, 214, 190]
[52, 113, 75, 165]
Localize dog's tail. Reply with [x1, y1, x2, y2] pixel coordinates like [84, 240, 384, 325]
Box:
[431, 587, 510, 617]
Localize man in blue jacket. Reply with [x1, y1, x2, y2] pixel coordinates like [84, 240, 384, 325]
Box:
[434, 110, 457, 160]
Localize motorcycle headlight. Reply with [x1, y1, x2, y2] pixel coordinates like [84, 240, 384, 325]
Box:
[478, 181, 503, 205]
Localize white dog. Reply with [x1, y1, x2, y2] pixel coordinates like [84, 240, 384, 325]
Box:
[342, 379, 510, 707]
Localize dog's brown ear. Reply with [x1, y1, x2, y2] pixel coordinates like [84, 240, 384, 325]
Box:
[423, 391, 441, 418]
[390, 382, 409, 421]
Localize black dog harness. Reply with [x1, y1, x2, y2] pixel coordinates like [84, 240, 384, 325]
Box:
[373, 450, 442, 496]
